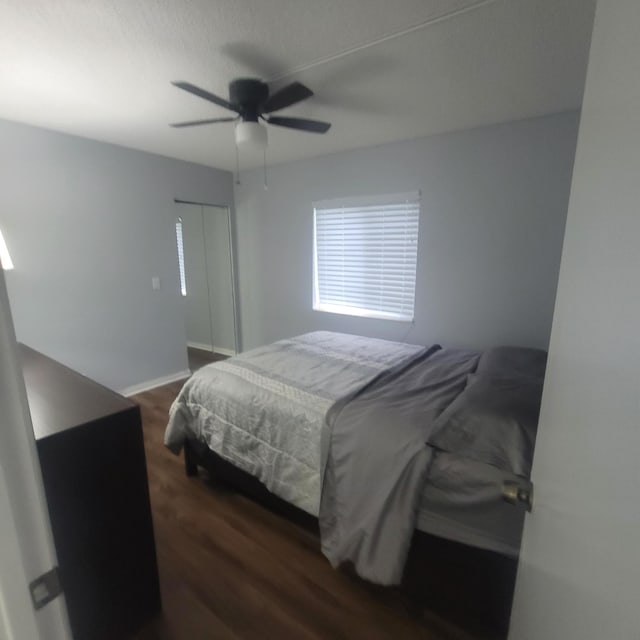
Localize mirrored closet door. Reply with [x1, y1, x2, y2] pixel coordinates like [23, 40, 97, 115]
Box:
[175, 201, 238, 358]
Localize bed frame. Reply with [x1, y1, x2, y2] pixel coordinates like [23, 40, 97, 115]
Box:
[184, 438, 518, 638]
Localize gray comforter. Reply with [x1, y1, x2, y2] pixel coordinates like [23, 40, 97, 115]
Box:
[319, 347, 480, 584]
[165, 331, 423, 515]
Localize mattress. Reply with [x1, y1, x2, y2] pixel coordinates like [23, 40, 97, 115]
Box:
[416, 451, 524, 557]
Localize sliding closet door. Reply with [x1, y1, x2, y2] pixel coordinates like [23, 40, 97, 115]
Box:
[176, 202, 212, 351]
[175, 201, 238, 357]
[203, 205, 236, 356]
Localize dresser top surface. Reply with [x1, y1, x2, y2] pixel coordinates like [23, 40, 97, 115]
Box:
[19, 344, 136, 440]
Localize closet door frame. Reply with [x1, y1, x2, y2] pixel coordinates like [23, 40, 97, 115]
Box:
[174, 199, 240, 355]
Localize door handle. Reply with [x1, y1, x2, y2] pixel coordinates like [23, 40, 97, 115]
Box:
[502, 481, 534, 512]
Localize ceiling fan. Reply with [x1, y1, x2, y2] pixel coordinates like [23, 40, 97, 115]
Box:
[170, 78, 331, 148]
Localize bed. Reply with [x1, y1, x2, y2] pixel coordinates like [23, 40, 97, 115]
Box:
[165, 331, 545, 634]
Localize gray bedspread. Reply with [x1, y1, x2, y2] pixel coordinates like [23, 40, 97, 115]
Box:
[319, 347, 480, 584]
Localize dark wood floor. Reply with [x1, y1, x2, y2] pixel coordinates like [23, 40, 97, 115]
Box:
[131, 380, 482, 640]
[187, 346, 228, 372]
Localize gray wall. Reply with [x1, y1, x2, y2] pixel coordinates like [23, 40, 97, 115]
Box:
[0, 119, 234, 392]
[234, 112, 579, 351]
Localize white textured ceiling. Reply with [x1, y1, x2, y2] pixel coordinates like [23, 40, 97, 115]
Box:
[0, 0, 595, 170]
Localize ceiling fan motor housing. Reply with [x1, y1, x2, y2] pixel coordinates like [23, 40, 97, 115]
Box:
[229, 78, 269, 121]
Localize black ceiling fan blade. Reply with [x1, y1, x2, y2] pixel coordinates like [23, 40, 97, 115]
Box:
[266, 116, 331, 133]
[172, 81, 237, 112]
[170, 117, 237, 128]
[263, 82, 313, 113]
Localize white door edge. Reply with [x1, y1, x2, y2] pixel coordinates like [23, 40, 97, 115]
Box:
[0, 269, 71, 640]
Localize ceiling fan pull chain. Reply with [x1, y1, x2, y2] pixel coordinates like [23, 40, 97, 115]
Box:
[235, 142, 241, 185]
[263, 149, 268, 191]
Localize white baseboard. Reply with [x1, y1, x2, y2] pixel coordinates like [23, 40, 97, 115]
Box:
[187, 341, 236, 357]
[120, 370, 191, 397]
[187, 340, 213, 351]
[212, 346, 236, 357]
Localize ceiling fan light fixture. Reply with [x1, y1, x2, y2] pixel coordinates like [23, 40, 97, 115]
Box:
[235, 121, 268, 150]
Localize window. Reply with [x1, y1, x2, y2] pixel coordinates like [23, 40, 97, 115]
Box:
[175, 218, 187, 296]
[313, 191, 420, 321]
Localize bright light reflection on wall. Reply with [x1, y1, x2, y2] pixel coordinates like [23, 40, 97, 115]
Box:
[0, 230, 14, 270]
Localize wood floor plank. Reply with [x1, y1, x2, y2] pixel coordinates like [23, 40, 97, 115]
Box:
[131, 381, 483, 640]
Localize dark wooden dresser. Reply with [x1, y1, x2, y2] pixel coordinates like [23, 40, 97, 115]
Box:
[20, 344, 161, 640]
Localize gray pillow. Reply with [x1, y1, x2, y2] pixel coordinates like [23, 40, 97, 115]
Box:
[477, 346, 547, 380]
[427, 373, 543, 477]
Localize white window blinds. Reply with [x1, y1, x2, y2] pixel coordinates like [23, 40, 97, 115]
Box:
[175, 218, 187, 296]
[313, 192, 420, 321]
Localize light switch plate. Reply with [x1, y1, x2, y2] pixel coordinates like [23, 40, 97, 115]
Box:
[152, 277, 160, 290]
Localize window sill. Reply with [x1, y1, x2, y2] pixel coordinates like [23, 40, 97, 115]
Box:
[313, 304, 413, 323]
